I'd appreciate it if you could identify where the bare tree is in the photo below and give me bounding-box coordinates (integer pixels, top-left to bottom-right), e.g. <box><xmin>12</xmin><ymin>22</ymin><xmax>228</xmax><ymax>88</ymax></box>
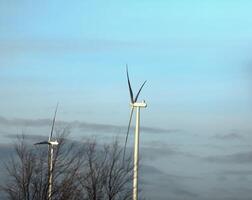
<box><xmin>1</xmin><ymin>132</ymin><xmax>85</xmax><ymax>200</ymax></box>
<box><xmin>78</xmin><ymin>140</ymin><xmax>133</xmax><ymax>200</ymax></box>
<box><xmin>103</xmin><ymin>141</ymin><xmax>133</xmax><ymax>200</ymax></box>
<box><xmin>3</xmin><ymin>135</ymin><xmax>37</xmax><ymax>200</ymax></box>
<box><xmin>1</xmin><ymin>133</ymin><xmax>136</xmax><ymax>200</ymax></box>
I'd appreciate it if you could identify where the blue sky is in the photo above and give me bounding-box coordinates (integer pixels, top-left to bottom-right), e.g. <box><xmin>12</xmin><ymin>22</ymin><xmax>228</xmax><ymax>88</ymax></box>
<box><xmin>1</xmin><ymin>1</ymin><xmax>252</xmax><ymax>199</ymax></box>
<box><xmin>1</xmin><ymin>0</ymin><xmax>252</xmax><ymax>132</ymax></box>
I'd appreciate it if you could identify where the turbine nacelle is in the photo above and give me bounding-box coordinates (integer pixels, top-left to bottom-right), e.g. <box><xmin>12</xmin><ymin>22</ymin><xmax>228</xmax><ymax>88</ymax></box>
<box><xmin>49</xmin><ymin>140</ymin><xmax>59</xmax><ymax>146</ymax></box>
<box><xmin>34</xmin><ymin>139</ymin><xmax>59</xmax><ymax>146</ymax></box>
<box><xmin>130</xmin><ymin>100</ymin><xmax>147</xmax><ymax>108</ymax></box>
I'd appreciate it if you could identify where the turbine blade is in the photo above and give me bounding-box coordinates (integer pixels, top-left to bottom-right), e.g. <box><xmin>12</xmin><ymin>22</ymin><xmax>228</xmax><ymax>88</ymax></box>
<box><xmin>126</xmin><ymin>65</ymin><xmax>134</xmax><ymax>103</ymax></box>
<box><xmin>122</xmin><ymin>107</ymin><xmax>134</xmax><ymax>163</ymax></box>
<box><xmin>50</xmin><ymin>103</ymin><xmax>59</xmax><ymax>139</ymax></box>
<box><xmin>134</xmin><ymin>80</ymin><xmax>147</xmax><ymax>102</ymax></box>
<box><xmin>34</xmin><ymin>141</ymin><xmax>50</xmax><ymax>145</ymax></box>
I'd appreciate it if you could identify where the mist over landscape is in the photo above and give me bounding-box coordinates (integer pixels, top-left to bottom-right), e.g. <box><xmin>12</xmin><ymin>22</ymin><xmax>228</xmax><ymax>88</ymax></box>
<box><xmin>1</xmin><ymin>115</ymin><xmax>252</xmax><ymax>199</ymax></box>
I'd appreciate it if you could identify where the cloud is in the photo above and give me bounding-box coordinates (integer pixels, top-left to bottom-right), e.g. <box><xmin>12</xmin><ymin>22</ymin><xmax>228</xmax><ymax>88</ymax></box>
<box><xmin>141</xmin><ymin>145</ymin><xmax>197</xmax><ymax>161</ymax></box>
<box><xmin>213</xmin><ymin>132</ymin><xmax>244</xmax><ymax>140</ymax></box>
<box><xmin>141</xmin><ymin>146</ymin><xmax>179</xmax><ymax>161</ymax></box>
<box><xmin>208</xmin><ymin>187</ymin><xmax>252</xmax><ymax>200</ymax></box>
<box><xmin>221</xmin><ymin>170</ymin><xmax>252</xmax><ymax>176</ymax></box>
<box><xmin>0</xmin><ymin>39</ymin><xmax>142</xmax><ymax>56</ymax></box>
<box><xmin>0</xmin><ymin>116</ymin><xmax>53</xmax><ymax>127</ymax></box>
<box><xmin>3</xmin><ymin>133</ymin><xmax>48</xmax><ymax>142</ymax></box>
<box><xmin>0</xmin><ymin>116</ymin><xmax>176</xmax><ymax>135</ymax></box>
<box><xmin>214</xmin><ymin>169</ymin><xmax>252</xmax><ymax>183</ymax></box>
<box><xmin>0</xmin><ymin>144</ymin><xmax>14</xmax><ymax>160</ymax></box>
<box><xmin>142</xmin><ymin>164</ymin><xmax>201</xmax><ymax>181</ymax></box>
<box><xmin>141</xmin><ymin>165</ymin><xmax>199</xmax><ymax>199</ymax></box>
<box><xmin>204</xmin><ymin>151</ymin><xmax>252</xmax><ymax>164</ymax></box>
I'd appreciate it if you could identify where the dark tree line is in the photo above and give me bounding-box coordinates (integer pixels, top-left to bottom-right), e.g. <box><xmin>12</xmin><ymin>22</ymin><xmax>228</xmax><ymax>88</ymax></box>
<box><xmin>1</xmin><ymin>132</ymin><xmax>135</xmax><ymax>200</ymax></box>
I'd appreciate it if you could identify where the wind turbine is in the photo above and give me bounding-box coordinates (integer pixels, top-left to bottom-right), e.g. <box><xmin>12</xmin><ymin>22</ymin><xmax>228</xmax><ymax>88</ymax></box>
<box><xmin>34</xmin><ymin>103</ymin><xmax>59</xmax><ymax>200</ymax></box>
<box><xmin>123</xmin><ymin>66</ymin><xmax>147</xmax><ymax>200</ymax></box>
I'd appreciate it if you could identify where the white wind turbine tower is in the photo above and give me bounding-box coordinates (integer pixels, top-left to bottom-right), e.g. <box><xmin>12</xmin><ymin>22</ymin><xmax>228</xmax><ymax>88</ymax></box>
<box><xmin>34</xmin><ymin>103</ymin><xmax>59</xmax><ymax>200</ymax></box>
<box><xmin>123</xmin><ymin>66</ymin><xmax>147</xmax><ymax>200</ymax></box>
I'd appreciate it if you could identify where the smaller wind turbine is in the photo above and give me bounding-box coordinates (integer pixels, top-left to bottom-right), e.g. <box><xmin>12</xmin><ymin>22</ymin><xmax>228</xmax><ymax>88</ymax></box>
<box><xmin>123</xmin><ymin>66</ymin><xmax>147</xmax><ymax>200</ymax></box>
<box><xmin>34</xmin><ymin>103</ymin><xmax>59</xmax><ymax>200</ymax></box>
